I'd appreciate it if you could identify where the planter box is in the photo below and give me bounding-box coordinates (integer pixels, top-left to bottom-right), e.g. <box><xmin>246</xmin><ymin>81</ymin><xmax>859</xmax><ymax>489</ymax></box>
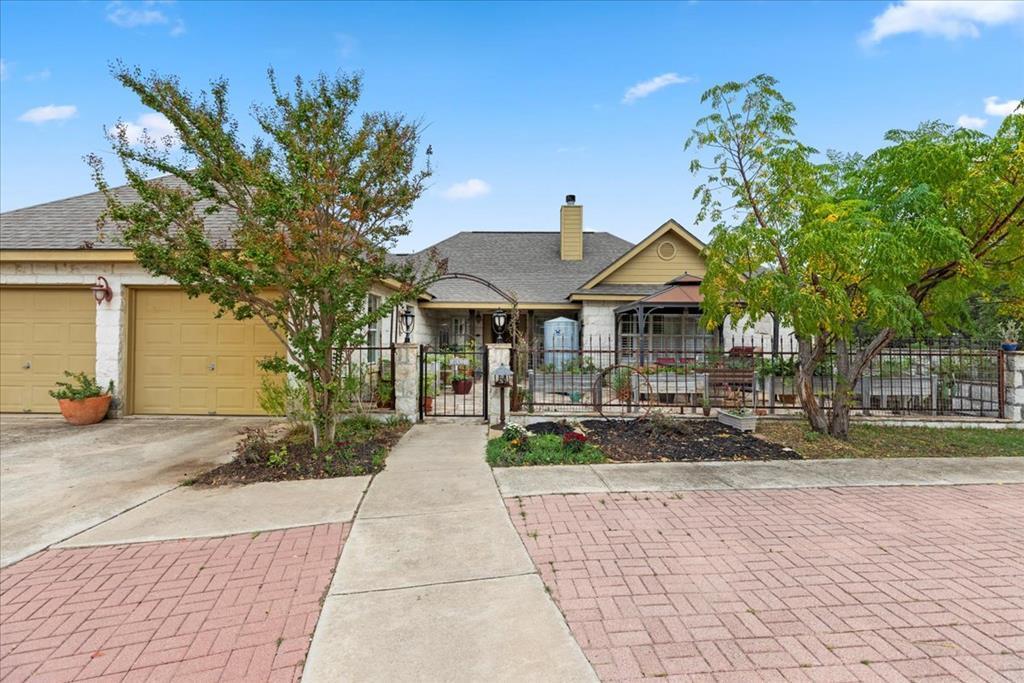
<box><xmin>717</xmin><ymin>410</ymin><xmax>757</xmax><ymax>432</ymax></box>
<box><xmin>529</xmin><ymin>372</ymin><xmax>601</xmax><ymax>397</ymax></box>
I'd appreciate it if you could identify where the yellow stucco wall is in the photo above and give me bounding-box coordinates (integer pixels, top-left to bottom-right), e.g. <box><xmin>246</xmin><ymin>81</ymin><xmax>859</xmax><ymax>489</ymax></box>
<box><xmin>603</xmin><ymin>231</ymin><xmax>705</xmax><ymax>284</ymax></box>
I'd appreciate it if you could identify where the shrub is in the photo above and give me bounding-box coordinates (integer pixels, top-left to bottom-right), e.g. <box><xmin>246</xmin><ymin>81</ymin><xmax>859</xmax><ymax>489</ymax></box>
<box><xmin>486</xmin><ymin>434</ymin><xmax>604</xmax><ymax>467</ymax></box>
<box><xmin>562</xmin><ymin>431</ymin><xmax>588</xmax><ymax>453</ymax></box>
<box><xmin>258</xmin><ymin>376</ymin><xmax>311</xmax><ymax>420</ymax></box>
<box><xmin>49</xmin><ymin>371</ymin><xmax>113</xmax><ymax>401</ymax></box>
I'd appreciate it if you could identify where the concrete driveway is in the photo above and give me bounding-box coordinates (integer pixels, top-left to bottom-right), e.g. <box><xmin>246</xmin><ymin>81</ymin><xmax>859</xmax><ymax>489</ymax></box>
<box><xmin>0</xmin><ymin>415</ymin><xmax>273</xmax><ymax>567</ymax></box>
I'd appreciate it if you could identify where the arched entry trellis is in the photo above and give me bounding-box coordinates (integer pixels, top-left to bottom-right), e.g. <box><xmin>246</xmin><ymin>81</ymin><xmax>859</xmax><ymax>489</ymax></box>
<box><xmin>418</xmin><ymin>273</ymin><xmax>520</xmax><ymax>419</ymax></box>
<box><xmin>424</xmin><ymin>272</ymin><xmax>521</xmax><ymax>342</ymax></box>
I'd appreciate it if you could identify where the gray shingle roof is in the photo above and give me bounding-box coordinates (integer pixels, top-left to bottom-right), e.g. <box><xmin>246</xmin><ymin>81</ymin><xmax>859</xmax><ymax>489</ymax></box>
<box><xmin>413</xmin><ymin>231</ymin><xmax>634</xmax><ymax>304</ymax></box>
<box><xmin>1</xmin><ymin>182</ymin><xmax>637</xmax><ymax>305</ymax></box>
<box><xmin>571</xmin><ymin>284</ymin><xmax>657</xmax><ymax>297</ymax></box>
<box><xmin>0</xmin><ymin>176</ymin><xmax>236</xmax><ymax>250</ymax></box>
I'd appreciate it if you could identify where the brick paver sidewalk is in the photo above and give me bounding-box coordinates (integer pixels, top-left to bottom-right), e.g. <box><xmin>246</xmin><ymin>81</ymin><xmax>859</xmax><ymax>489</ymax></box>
<box><xmin>509</xmin><ymin>484</ymin><xmax>1024</xmax><ymax>682</ymax></box>
<box><xmin>0</xmin><ymin>523</ymin><xmax>347</xmax><ymax>683</ymax></box>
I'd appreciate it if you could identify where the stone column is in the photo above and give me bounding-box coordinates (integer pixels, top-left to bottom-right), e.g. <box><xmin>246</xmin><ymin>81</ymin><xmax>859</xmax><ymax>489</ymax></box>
<box><xmin>95</xmin><ymin>277</ymin><xmax>127</xmax><ymax>416</ymax></box>
<box><xmin>487</xmin><ymin>343</ymin><xmax>512</xmax><ymax>425</ymax></box>
<box><xmin>393</xmin><ymin>343</ymin><xmax>420</xmax><ymax>423</ymax></box>
<box><xmin>1005</xmin><ymin>351</ymin><xmax>1024</xmax><ymax>423</ymax></box>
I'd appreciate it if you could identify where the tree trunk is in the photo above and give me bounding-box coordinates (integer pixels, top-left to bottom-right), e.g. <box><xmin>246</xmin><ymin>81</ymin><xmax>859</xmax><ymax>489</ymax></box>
<box><xmin>797</xmin><ymin>337</ymin><xmax>828</xmax><ymax>433</ymax></box>
<box><xmin>828</xmin><ymin>330</ymin><xmax>895</xmax><ymax>440</ymax></box>
<box><xmin>829</xmin><ymin>339</ymin><xmax>853</xmax><ymax>439</ymax></box>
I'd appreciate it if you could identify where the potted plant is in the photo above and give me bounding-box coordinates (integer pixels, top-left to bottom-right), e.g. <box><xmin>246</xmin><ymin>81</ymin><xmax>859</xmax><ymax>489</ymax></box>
<box><xmin>999</xmin><ymin>320</ymin><xmax>1021</xmax><ymax>352</ymax></box>
<box><xmin>611</xmin><ymin>368</ymin><xmax>632</xmax><ymax>402</ymax></box>
<box><xmin>376</xmin><ymin>379</ymin><xmax>394</xmax><ymax>409</ymax></box>
<box><xmin>510</xmin><ymin>385</ymin><xmax>526</xmax><ymax>412</ymax></box>
<box><xmin>50</xmin><ymin>371</ymin><xmax>113</xmax><ymax>426</ymax></box>
<box><xmin>423</xmin><ymin>374</ymin><xmax>437</xmax><ymax>413</ymax></box>
<box><xmin>449</xmin><ymin>358</ymin><xmax>473</xmax><ymax>395</ymax></box>
<box><xmin>701</xmin><ymin>396</ymin><xmax>712</xmax><ymax>417</ymax></box>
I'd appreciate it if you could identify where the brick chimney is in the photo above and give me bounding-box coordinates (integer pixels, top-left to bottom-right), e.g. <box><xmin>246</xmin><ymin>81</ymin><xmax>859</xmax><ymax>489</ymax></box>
<box><xmin>560</xmin><ymin>194</ymin><xmax>583</xmax><ymax>261</ymax></box>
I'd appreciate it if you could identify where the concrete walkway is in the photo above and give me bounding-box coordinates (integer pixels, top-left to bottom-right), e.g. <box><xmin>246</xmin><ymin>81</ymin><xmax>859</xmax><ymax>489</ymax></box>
<box><xmin>303</xmin><ymin>423</ymin><xmax>596</xmax><ymax>682</ymax></box>
<box><xmin>494</xmin><ymin>455</ymin><xmax>1024</xmax><ymax>496</ymax></box>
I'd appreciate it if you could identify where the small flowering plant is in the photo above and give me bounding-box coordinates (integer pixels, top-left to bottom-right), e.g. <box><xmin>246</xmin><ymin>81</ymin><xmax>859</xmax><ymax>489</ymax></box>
<box><xmin>503</xmin><ymin>423</ymin><xmax>531</xmax><ymax>451</ymax></box>
<box><xmin>562</xmin><ymin>431</ymin><xmax>588</xmax><ymax>453</ymax></box>
<box><xmin>502</xmin><ymin>423</ymin><xmax>530</xmax><ymax>440</ymax></box>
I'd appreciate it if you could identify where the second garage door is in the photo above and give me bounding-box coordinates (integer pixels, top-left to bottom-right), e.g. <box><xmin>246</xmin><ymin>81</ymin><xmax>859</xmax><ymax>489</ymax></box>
<box><xmin>132</xmin><ymin>289</ymin><xmax>285</xmax><ymax>415</ymax></box>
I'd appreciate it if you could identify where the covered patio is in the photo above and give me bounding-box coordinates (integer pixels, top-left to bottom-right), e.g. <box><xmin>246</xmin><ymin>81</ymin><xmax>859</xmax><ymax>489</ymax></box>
<box><xmin>614</xmin><ymin>273</ymin><xmax>718</xmax><ymax>365</ymax></box>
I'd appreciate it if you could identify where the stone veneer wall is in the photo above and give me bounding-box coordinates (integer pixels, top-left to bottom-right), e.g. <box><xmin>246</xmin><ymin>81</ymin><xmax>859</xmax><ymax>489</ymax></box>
<box><xmin>580</xmin><ymin>301</ymin><xmax>617</xmax><ymax>343</ymax></box>
<box><xmin>1005</xmin><ymin>351</ymin><xmax>1024</xmax><ymax>423</ymax></box>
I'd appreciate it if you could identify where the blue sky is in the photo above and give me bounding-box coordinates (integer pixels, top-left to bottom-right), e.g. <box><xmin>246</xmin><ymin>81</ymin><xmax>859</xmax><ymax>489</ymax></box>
<box><xmin>1</xmin><ymin>1</ymin><xmax>1021</xmax><ymax>251</ymax></box>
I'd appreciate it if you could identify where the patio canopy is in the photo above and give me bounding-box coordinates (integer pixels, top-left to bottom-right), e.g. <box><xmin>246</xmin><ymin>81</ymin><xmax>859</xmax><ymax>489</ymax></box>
<box><xmin>613</xmin><ymin>272</ymin><xmax>704</xmax><ymax>316</ymax></box>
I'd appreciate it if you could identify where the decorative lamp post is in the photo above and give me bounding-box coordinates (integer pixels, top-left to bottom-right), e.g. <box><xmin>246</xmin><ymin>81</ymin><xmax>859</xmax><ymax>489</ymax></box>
<box><xmin>492</xmin><ymin>308</ymin><xmax>509</xmax><ymax>343</ymax></box>
<box><xmin>399</xmin><ymin>306</ymin><xmax>416</xmax><ymax>343</ymax></box>
<box><xmin>493</xmin><ymin>363</ymin><xmax>513</xmax><ymax>426</ymax></box>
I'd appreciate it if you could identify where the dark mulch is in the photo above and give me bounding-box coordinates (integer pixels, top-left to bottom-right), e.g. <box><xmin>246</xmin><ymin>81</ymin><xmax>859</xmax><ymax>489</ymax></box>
<box><xmin>190</xmin><ymin>417</ymin><xmax>410</xmax><ymax>486</ymax></box>
<box><xmin>527</xmin><ymin>417</ymin><xmax>800</xmax><ymax>462</ymax></box>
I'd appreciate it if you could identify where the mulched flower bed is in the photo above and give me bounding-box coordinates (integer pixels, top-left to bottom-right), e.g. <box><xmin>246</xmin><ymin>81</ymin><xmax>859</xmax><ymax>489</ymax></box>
<box><xmin>191</xmin><ymin>417</ymin><xmax>410</xmax><ymax>486</ymax></box>
<box><xmin>527</xmin><ymin>418</ymin><xmax>800</xmax><ymax>462</ymax></box>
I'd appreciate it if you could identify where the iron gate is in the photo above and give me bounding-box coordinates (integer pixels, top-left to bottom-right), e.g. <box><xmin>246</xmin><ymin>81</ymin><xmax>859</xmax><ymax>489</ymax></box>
<box><xmin>420</xmin><ymin>343</ymin><xmax>488</xmax><ymax>418</ymax></box>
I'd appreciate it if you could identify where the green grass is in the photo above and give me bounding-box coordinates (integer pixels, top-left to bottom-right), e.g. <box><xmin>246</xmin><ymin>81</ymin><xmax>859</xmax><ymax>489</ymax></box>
<box><xmin>486</xmin><ymin>434</ymin><xmax>606</xmax><ymax>467</ymax></box>
<box><xmin>758</xmin><ymin>422</ymin><xmax>1024</xmax><ymax>459</ymax></box>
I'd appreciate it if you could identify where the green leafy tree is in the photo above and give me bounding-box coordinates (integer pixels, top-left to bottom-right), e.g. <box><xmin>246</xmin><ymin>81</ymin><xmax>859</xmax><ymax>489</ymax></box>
<box><xmin>688</xmin><ymin>75</ymin><xmax>1023</xmax><ymax>438</ymax></box>
<box><xmin>89</xmin><ymin>65</ymin><xmax>442</xmax><ymax>447</ymax></box>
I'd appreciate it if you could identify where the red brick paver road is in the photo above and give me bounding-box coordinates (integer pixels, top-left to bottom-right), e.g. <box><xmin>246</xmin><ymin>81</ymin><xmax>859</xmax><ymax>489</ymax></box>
<box><xmin>509</xmin><ymin>485</ymin><xmax>1024</xmax><ymax>682</ymax></box>
<box><xmin>0</xmin><ymin>523</ymin><xmax>347</xmax><ymax>683</ymax></box>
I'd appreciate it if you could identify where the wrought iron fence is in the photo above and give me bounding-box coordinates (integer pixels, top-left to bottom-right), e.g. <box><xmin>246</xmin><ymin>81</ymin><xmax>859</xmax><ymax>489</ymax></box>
<box><xmin>513</xmin><ymin>335</ymin><xmax>1004</xmax><ymax>418</ymax></box>
<box><xmin>332</xmin><ymin>345</ymin><xmax>396</xmax><ymax>412</ymax></box>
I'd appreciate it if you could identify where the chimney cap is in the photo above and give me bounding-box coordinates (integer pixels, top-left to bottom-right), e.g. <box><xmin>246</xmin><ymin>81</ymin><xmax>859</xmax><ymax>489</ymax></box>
<box><xmin>565</xmin><ymin>194</ymin><xmax>576</xmax><ymax>205</ymax></box>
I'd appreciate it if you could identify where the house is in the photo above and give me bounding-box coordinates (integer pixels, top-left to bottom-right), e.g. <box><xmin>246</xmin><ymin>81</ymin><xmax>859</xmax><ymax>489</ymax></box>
<box><xmin>403</xmin><ymin>195</ymin><xmax>777</xmax><ymax>359</ymax></box>
<box><xmin>0</xmin><ymin>186</ymin><xmax>779</xmax><ymax>416</ymax></box>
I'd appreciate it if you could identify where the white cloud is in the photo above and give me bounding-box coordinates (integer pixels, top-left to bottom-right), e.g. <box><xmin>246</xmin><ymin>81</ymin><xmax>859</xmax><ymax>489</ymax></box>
<box><xmin>622</xmin><ymin>72</ymin><xmax>693</xmax><ymax>104</ymax></box>
<box><xmin>18</xmin><ymin>104</ymin><xmax>78</xmax><ymax>124</ymax></box>
<box><xmin>24</xmin><ymin>68</ymin><xmax>51</xmax><ymax>82</ymax></box>
<box><xmin>862</xmin><ymin>1</ymin><xmax>1024</xmax><ymax>45</ymax></box>
<box><xmin>956</xmin><ymin>114</ymin><xmax>988</xmax><ymax>130</ymax></box>
<box><xmin>0</xmin><ymin>59</ymin><xmax>9</xmax><ymax>81</ymax></box>
<box><xmin>336</xmin><ymin>33</ymin><xmax>357</xmax><ymax>58</ymax></box>
<box><xmin>984</xmin><ymin>96</ymin><xmax>1021</xmax><ymax>116</ymax></box>
<box><xmin>106</xmin><ymin>1</ymin><xmax>185</xmax><ymax>36</ymax></box>
<box><xmin>442</xmin><ymin>178</ymin><xmax>491</xmax><ymax>200</ymax></box>
<box><xmin>111</xmin><ymin>112</ymin><xmax>179</xmax><ymax>146</ymax></box>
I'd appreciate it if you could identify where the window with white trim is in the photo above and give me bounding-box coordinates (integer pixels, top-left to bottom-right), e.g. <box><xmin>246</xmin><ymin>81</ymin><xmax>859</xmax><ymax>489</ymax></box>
<box><xmin>366</xmin><ymin>294</ymin><xmax>381</xmax><ymax>362</ymax></box>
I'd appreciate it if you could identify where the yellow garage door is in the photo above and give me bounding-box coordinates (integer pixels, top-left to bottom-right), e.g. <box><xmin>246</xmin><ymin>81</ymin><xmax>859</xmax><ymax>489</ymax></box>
<box><xmin>0</xmin><ymin>288</ymin><xmax>96</xmax><ymax>413</ymax></box>
<box><xmin>132</xmin><ymin>289</ymin><xmax>285</xmax><ymax>415</ymax></box>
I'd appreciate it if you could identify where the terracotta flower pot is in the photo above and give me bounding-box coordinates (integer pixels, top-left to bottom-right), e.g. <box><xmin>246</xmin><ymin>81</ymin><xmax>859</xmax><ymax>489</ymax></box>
<box><xmin>423</xmin><ymin>396</ymin><xmax>434</xmax><ymax>413</ymax></box>
<box><xmin>452</xmin><ymin>378</ymin><xmax>473</xmax><ymax>395</ymax></box>
<box><xmin>58</xmin><ymin>395</ymin><xmax>112</xmax><ymax>426</ymax></box>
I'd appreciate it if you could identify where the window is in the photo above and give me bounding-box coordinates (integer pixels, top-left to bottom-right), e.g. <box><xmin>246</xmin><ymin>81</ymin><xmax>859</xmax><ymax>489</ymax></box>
<box><xmin>617</xmin><ymin>312</ymin><xmax>716</xmax><ymax>363</ymax></box>
<box><xmin>366</xmin><ymin>294</ymin><xmax>381</xmax><ymax>362</ymax></box>
<box><xmin>451</xmin><ymin>317</ymin><xmax>468</xmax><ymax>347</ymax></box>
